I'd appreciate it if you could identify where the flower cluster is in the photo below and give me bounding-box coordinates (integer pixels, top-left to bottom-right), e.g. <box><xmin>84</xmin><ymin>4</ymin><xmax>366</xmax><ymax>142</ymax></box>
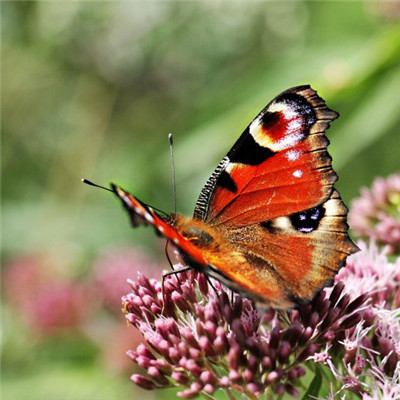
<box><xmin>335</xmin><ymin>240</ymin><xmax>400</xmax><ymax>306</ymax></box>
<box><xmin>123</xmin><ymin>236</ymin><xmax>400</xmax><ymax>399</ymax></box>
<box><xmin>349</xmin><ymin>174</ymin><xmax>400</xmax><ymax>253</ymax></box>
<box><xmin>314</xmin><ymin>241</ymin><xmax>400</xmax><ymax>399</ymax></box>
<box><xmin>123</xmin><ymin>268</ymin><xmax>367</xmax><ymax>399</ymax></box>
<box><xmin>93</xmin><ymin>247</ymin><xmax>160</xmax><ymax>314</ymax></box>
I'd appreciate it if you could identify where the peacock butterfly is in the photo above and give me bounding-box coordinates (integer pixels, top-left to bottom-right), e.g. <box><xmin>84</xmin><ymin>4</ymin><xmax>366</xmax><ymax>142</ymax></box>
<box><xmin>87</xmin><ymin>85</ymin><xmax>358</xmax><ymax>309</ymax></box>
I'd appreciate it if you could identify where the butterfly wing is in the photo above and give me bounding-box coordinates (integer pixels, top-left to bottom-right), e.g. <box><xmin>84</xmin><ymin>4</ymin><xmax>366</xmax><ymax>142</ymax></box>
<box><xmin>194</xmin><ymin>85</ymin><xmax>338</xmax><ymax>228</ymax></box>
<box><xmin>207</xmin><ymin>190</ymin><xmax>357</xmax><ymax>306</ymax></box>
<box><xmin>113</xmin><ymin>181</ymin><xmax>355</xmax><ymax>308</ymax></box>
<box><xmin>193</xmin><ymin>85</ymin><xmax>358</xmax><ymax>306</ymax></box>
<box><xmin>112</xmin><ymin>185</ymin><xmax>209</xmax><ymax>266</ymax></box>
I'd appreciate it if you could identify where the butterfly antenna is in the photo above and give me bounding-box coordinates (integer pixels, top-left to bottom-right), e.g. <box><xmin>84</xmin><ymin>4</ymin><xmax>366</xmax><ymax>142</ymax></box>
<box><xmin>81</xmin><ymin>178</ymin><xmax>114</xmax><ymax>193</ymax></box>
<box><xmin>168</xmin><ymin>133</ymin><xmax>177</xmax><ymax>214</ymax></box>
<box><xmin>83</xmin><ymin>178</ymin><xmax>170</xmax><ymax>218</ymax></box>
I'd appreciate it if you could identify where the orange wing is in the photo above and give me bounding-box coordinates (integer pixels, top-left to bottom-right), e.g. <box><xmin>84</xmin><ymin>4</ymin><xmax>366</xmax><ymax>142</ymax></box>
<box><xmin>111</xmin><ymin>184</ymin><xmax>291</xmax><ymax>305</ymax></box>
<box><xmin>113</xmin><ymin>183</ymin><xmax>357</xmax><ymax>308</ymax></box>
<box><xmin>205</xmin><ymin>191</ymin><xmax>358</xmax><ymax>307</ymax></box>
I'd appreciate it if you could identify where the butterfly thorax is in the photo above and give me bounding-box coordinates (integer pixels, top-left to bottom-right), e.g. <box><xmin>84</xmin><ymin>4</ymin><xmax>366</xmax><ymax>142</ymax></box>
<box><xmin>172</xmin><ymin>215</ymin><xmax>251</xmax><ymax>287</ymax></box>
<box><xmin>173</xmin><ymin>216</ymin><xmax>219</xmax><ymax>249</ymax></box>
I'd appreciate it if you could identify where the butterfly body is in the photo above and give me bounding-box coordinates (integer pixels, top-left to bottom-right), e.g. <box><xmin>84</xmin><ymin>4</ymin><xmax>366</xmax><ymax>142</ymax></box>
<box><xmin>111</xmin><ymin>85</ymin><xmax>358</xmax><ymax>309</ymax></box>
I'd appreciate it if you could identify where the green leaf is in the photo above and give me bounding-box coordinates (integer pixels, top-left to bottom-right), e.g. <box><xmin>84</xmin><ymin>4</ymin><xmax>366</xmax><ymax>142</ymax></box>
<box><xmin>302</xmin><ymin>367</ymin><xmax>322</xmax><ymax>400</ymax></box>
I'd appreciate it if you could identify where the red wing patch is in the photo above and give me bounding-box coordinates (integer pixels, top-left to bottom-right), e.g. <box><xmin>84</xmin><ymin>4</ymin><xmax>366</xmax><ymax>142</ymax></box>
<box><xmin>194</xmin><ymin>85</ymin><xmax>338</xmax><ymax>228</ymax></box>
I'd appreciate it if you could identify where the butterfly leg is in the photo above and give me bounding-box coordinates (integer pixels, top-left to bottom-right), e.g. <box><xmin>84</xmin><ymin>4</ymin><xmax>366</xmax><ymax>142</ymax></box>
<box><xmin>204</xmin><ymin>274</ymin><xmax>219</xmax><ymax>297</ymax></box>
<box><xmin>277</xmin><ymin>309</ymin><xmax>290</xmax><ymax>325</ymax></box>
<box><xmin>164</xmin><ymin>239</ymin><xmax>181</xmax><ymax>284</ymax></box>
<box><xmin>161</xmin><ymin>266</ymin><xmax>192</xmax><ymax>315</ymax></box>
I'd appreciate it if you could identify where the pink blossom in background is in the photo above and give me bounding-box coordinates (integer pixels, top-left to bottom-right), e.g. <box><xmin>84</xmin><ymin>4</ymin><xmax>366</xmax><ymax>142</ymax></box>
<box><xmin>349</xmin><ymin>174</ymin><xmax>400</xmax><ymax>253</ymax></box>
<box><xmin>90</xmin><ymin>247</ymin><xmax>163</xmax><ymax>372</ymax></box>
<box><xmin>3</xmin><ymin>255</ymin><xmax>50</xmax><ymax>310</ymax></box>
<box><xmin>3</xmin><ymin>254</ymin><xmax>90</xmax><ymax>335</ymax></box>
<box><xmin>101</xmin><ymin>323</ymin><xmax>146</xmax><ymax>374</ymax></box>
<box><xmin>31</xmin><ymin>284</ymin><xmax>88</xmax><ymax>332</ymax></box>
<box><xmin>93</xmin><ymin>247</ymin><xmax>161</xmax><ymax>314</ymax></box>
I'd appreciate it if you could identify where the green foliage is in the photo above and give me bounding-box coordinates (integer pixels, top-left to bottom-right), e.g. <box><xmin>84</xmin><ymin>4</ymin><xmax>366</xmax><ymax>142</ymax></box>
<box><xmin>2</xmin><ymin>1</ymin><xmax>400</xmax><ymax>399</ymax></box>
<box><xmin>302</xmin><ymin>367</ymin><xmax>322</xmax><ymax>400</ymax></box>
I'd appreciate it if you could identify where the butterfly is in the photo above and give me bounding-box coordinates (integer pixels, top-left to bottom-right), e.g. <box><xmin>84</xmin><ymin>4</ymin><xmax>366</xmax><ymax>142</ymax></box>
<box><xmin>94</xmin><ymin>85</ymin><xmax>358</xmax><ymax>309</ymax></box>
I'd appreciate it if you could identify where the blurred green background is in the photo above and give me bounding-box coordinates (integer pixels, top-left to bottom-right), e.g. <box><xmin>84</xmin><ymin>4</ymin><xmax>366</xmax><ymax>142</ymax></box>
<box><xmin>2</xmin><ymin>1</ymin><xmax>400</xmax><ymax>399</ymax></box>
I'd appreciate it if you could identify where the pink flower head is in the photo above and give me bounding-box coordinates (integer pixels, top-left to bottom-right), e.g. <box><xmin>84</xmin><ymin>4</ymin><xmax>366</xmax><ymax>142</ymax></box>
<box><xmin>349</xmin><ymin>174</ymin><xmax>400</xmax><ymax>253</ymax></box>
<box><xmin>3</xmin><ymin>254</ymin><xmax>89</xmax><ymax>335</ymax></box>
<box><xmin>93</xmin><ymin>247</ymin><xmax>161</xmax><ymax>314</ymax></box>
<box><xmin>335</xmin><ymin>240</ymin><xmax>400</xmax><ymax>306</ymax></box>
<box><xmin>122</xmin><ymin>270</ymin><xmax>367</xmax><ymax>398</ymax></box>
<box><xmin>363</xmin><ymin>360</ymin><xmax>400</xmax><ymax>399</ymax></box>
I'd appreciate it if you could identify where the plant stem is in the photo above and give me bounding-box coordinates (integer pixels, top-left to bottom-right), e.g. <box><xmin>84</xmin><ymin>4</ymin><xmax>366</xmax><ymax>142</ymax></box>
<box><xmin>266</xmin><ymin>386</ymin><xmax>273</xmax><ymax>400</ymax></box>
<box><xmin>224</xmin><ymin>388</ymin><xmax>237</xmax><ymax>400</ymax></box>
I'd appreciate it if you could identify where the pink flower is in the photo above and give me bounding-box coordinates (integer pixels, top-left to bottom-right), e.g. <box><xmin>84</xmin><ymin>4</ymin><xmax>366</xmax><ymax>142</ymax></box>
<box><xmin>3</xmin><ymin>254</ymin><xmax>89</xmax><ymax>335</ymax></box>
<box><xmin>93</xmin><ymin>247</ymin><xmax>161</xmax><ymax>314</ymax></box>
<box><xmin>362</xmin><ymin>360</ymin><xmax>400</xmax><ymax>399</ymax></box>
<box><xmin>122</xmin><ymin>271</ymin><xmax>366</xmax><ymax>398</ymax></box>
<box><xmin>31</xmin><ymin>284</ymin><xmax>88</xmax><ymax>332</ymax></box>
<box><xmin>121</xmin><ymin>239</ymin><xmax>400</xmax><ymax>399</ymax></box>
<box><xmin>349</xmin><ymin>174</ymin><xmax>400</xmax><ymax>253</ymax></box>
<box><xmin>101</xmin><ymin>322</ymin><xmax>146</xmax><ymax>373</ymax></box>
<box><xmin>335</xmin><ymin>240</ymin><xmax>400</xmax><ymax>306</ymax></box>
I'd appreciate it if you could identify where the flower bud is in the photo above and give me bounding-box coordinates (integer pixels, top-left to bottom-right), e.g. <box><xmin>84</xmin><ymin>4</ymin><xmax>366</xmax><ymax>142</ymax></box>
<box><xmin>329</xmin><ymin>282</ymin><xmax>345</xmax><ymax>305</ymax></box>
<box><xmin>172</xmin><ymin>291</ymin><xmax>191</xmax><ymax>312</ymax></box>
<box><xmin>197</xmin><ymin>273</ymin><xmax>209</xmax><ymax>297</ymax></box>
<box><xmin>130</xmin><ymin>374</ymin><xmax>156</xmax><ymax>390</ymax></box>
<box><xmin>200</xmin><ymin>370</ymin><xmax>217</xmax><ymax>385</ymax></box>
<box><xmin>231</xmin><ymin>319</ymin><xmax>246</xmax><ymax>346</ymax></box>
<box><xmin>269</xmin><ymin>327</ymin><xmax>281</xmax><ymax>349</ymax></box>
<box><xmin>203</xmin><ymin>384</ymin><xmax>215</xmax><ymax>394</ymax></box>
<box><xmin>199</xmin><ymin>336</ymin><xmax>215</xmax><ymax>357</ymax></box>
<box><xmin>285</xmin><ymin>384</ymin><xmax>300</xmax><ymax>397</ymax></box>
<box><xmin>243</xmin><ymin>369</ymin><xmax>254</xmax><ymax>382</ymax></box>
<box><xmin>172</xmin><ymin>371</ymin><xmax>190</xmax><ymax>385</ymax></box>
<box><xmin>341</xmin><ymin>312</ymin><xmax>363</xmax><ymax>330</ymax></box>
<box><xmin>147</xmin><ymin>366</ymin><xmax>169</xmax><ymax>386</ymax></box>
<box><xmin>278</xmin><ymin>341</ymin><xmax>291</xmax><ymax>364</ymax></box>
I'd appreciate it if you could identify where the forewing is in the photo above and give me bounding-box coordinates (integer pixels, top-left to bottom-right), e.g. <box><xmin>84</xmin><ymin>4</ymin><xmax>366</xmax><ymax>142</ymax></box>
<box><xmin>112</xmin><ymin>185</ymin><xmax>209</xmax><ymax>266</ymax></box>
<box><xmin>194</xmin><ymin>85</ymin><xmax>338</xmax><ymax>228</ymax></box>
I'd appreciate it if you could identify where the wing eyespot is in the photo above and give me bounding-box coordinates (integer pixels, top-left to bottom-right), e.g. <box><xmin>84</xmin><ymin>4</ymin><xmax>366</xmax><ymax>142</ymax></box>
<box><xmin>289</xmin><ymin>204</ymin><xmax>326</xmax><ymax>233</ymax></box>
